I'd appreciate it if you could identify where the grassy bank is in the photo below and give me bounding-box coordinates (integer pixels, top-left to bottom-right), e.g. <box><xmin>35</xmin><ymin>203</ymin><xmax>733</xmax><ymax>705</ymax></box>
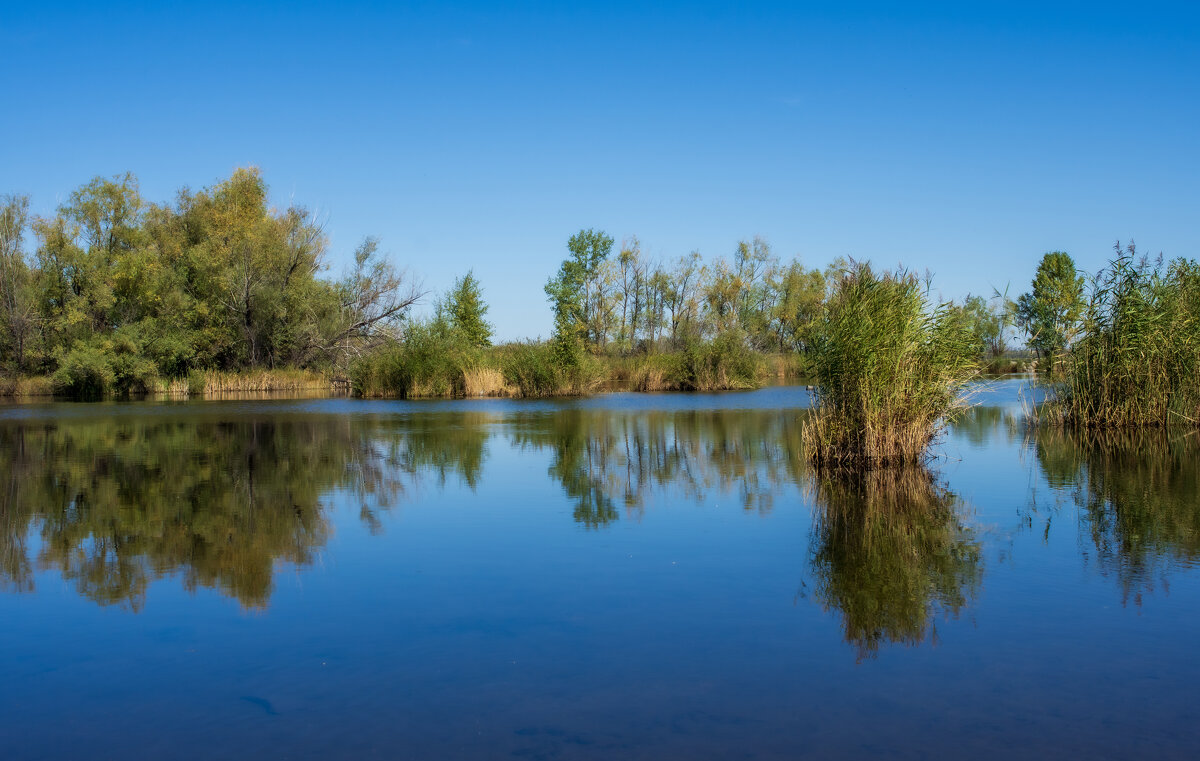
<box><xmin>350</xmin><ymin>332</ymin><xmax>801</xmax><ymax>399</ymax></box>
<box><xmin>1</xmin><ymin>369</ymin><xmax>331</xmax><ymax>399</ymax></box>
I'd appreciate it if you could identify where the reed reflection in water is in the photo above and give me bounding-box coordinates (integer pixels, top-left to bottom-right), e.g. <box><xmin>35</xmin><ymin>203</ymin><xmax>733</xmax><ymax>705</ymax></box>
<box><xmin>1033</xmin><ymin>427</ymin><xmax>1200</xmax><ymax>604</ymax></box>
<box><xmin>807</xmin><ymin>468</ymin><xmax>982</xmax><ymax>660</ymax></box>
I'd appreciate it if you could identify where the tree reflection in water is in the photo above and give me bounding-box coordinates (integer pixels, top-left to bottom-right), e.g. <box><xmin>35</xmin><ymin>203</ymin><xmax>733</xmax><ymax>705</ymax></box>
<box><xmin>0</xmin><ymin>414</ymin><xmax>488</xmax><ymax>610</ymax></box>
<box><xmin>1</xmin><ymin>406</ymin><xmax>991</xmax><ymax>662</ymax></box>
<box><xmin>1034</xmin><ymin>428</ymin><xmax>1200</xmax><ymax>605</ymax></box>
<box><xmin>807</xmin><ymin>468</ymin><xmax>982</xmax><ymax>661</ymax></box>
<box><xmin>508</xmin><ymin>409</ymin><xmax>806</xmax><ymax>527</ymax></box>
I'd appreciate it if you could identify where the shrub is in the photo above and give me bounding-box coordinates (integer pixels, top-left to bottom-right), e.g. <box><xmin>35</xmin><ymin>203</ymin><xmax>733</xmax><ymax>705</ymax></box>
<box><xmin>52</xmin><ymin>344</ymin><xmax>116</xmax><ymax>398</ymax></box>
<box><xmin>51</xmin><ymin>333</ymin><xmax>159</xmax><ymax>398</ymax></box>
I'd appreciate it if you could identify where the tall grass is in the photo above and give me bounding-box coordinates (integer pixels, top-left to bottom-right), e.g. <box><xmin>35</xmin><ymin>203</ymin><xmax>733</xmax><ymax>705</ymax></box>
<box><xmin>803</xmin><ymin>263</ymin><xmax>979</xmax><ymax>469</ymax></box>
<box><xmin>351</xmin><ymin>319</ymin><xmax>478</xmax><ymax>398</ymax></box>
<box><xmin>1045</xmin><ymin>247</ymin><xmax>1200</xmax><ymax>428</ymax></box>
<box><xmin>0</xmin><ymin>375</ymin><xmax>54</xmax><ymax>397</ymax></box>
<box><xmin>495</xmin><ymin>341</ymin><xmax>603</xmax><ymax>397</ymax></box>
<box><xmin>463</xmin><ymin>366</ymin><xmax>513</xmax><ymax>397</ymax></box>
<box><xmin>352</xmin><ymin>332</ymin><xmax>604</xmax><ymax>399</ymax></box>
<box><xmin>157</xmin><ymin>369</ymin><xmax>328</xmax><ymax>396</ymax></box>
<box><xmin>616</xmin><ymin>336</ymin><xmax>765</xmax><ymax>392</ymax></box>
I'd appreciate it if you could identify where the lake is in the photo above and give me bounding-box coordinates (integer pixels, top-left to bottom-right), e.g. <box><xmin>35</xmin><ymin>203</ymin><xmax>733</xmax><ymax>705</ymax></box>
<box><xmin>1</xmin><ymin>381</ymin><xmax>1198</xmax><ymax>759</ymax></box>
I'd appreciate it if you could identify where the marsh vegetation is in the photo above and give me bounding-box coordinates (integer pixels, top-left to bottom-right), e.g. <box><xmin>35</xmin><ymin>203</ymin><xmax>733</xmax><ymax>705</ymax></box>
<box><xmin>802</xmin><ymin>264</ymin><xmax>979</xmax><ymax>469</ymax></box>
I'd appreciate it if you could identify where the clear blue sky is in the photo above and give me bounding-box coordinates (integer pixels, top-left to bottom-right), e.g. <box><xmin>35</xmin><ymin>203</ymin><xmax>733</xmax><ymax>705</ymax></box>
<box><xmin>3</xmin><ymin>1</ymin><xmax>1197</xmax><ymax>340</ymax></box>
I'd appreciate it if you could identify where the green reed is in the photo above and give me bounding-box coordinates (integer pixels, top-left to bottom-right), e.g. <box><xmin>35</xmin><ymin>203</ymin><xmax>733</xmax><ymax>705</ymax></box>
<box><xmin>1046</xmin><ymin>246</ymin><xmax>1200</xmax><ymax>428</ymax></box>
<box><xmin>802</xmin><ymin>263</ymin><xmax>979</xmax><ymax>469</ymax></box>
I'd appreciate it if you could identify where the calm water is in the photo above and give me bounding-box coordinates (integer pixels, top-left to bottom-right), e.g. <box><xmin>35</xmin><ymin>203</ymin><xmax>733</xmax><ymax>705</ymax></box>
<box><xmin>2</xmin><ymin>382</ymin><xmax>1198</xmax><ymax>759</ymax></box>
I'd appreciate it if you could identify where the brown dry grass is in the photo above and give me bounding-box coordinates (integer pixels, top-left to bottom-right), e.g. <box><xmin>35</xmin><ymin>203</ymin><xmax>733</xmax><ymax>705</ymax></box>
<box><xmin>0</xmin><ymin>375</ymin><xmax>54</xmax><ymax>397</ymax></box>
<box><xmin>464</xmin><ymin>367</ymin><xmax>516</xmax><ymax>397</ymax></box>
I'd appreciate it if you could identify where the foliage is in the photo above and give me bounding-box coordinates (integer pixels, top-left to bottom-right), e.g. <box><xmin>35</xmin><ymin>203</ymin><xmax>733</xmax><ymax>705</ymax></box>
<box><xmin>51</xmin><ymin>331</ymin><xmax>158</xmax><ymax>397</ymax></box>
<box><xmin>670</xmin><ymin>333</ymin><xmax>762</xmax><ymax>390</ymax></box>
<box><xmin>350</xmin><ymin>315</ymin><xmax>481</xmax><ymax>398</ymax></box>
<box><xmin>545</xmin><ymin>228</ymin><xmax>613</xmax><ymax>367</ymax></box>
<box><xmin>446</xmin><ymin>271</ymin><xmax>493</xmax><ymax>348</ymax></box>
<box><xmin>1</xmin><ymin>170</ymin><xmax>417</xmax><ymax>397</ymax></box>
<box><xmin>1016</xmin><ymin>251</ymin><xmax>1086</xmax><ymax>369</ymax></box>
<box><xmin>498</xmin><ymin>341</ymin><xmax>566</xmax><ymax>398</ymax></box>
<box><xmin>951</xmin><ymin>294</ymin><xmax>1009</xmax><ymax>358</ymax></box>
<box><xmin>0</xmin><ymin>194</ymin><xmax>36</xmax><ymax>372</ymax></box>
<box><xmin>803</xmin><ymin>262</ymin><xmax>979</xmax><ymax>468</ymax></box>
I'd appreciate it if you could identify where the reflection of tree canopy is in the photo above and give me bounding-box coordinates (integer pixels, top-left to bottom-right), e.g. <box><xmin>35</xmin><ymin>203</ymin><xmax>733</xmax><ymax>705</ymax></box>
<box><xmin>952</xmin><ymin>405</ymin><xmax>1019</xmax><ymax>448</ymax></box>
<box><xmin>0</xmin><ymin>413</ymin><xmax>490</xmax><ymax>609</ymax></box>
<box><xmin>808</xmin><ymin>469</ymin><xmax>982</xmax><ymax>661</ymax></box>
<box><xmin>508</xmin><ymin>410</ymin><xmax>807</xmax><ymax>528</ymax></box>
<box><xmin>1034</xmin><ymin>428</ymin><xmax>1200</xmax><ymax>604</ymax></box>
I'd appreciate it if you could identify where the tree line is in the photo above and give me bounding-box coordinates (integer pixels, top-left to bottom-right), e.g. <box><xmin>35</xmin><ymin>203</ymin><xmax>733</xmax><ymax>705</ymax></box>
<box><xmin>2</xmin><ymin>169</ymin><xmax>1160</xmax><ymax>397</ymax></box>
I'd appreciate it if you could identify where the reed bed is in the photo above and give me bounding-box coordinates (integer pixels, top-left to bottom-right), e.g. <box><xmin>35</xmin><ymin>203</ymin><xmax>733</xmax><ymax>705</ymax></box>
<box><xmin>0</xmin><ymin>375</ymin><xmax>54</xmax><ymax>397</ymax></box>
<box><xmin>352</xmin><ymin>337</ymin><xmax>605</xmax><ymax>399</ymax></box>
<box><xmin>463</xmin><ymin>366</ymin><xmax>515</xmax><ymax>397</ymax></box>
<box><xmin>1042</xmin><ymin>248</ymin><xmax>1200</xmax><ymax>428</ymax></box>
<box><xmin>158</xmin><ymin>369</ymin><xmax>329</xmax><ymax>396</ymax></box>
<box><xmin>802</xmin><ymin>264</ymin><xmax>979</xmax><ymax>469</ymax></box>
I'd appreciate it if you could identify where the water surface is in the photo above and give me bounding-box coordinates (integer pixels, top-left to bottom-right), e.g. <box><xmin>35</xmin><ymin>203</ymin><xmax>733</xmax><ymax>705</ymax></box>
<box><xmin>1</xmin><ymin>382</ymin><xmax>1198</xmax><ymax>759</ymax></box>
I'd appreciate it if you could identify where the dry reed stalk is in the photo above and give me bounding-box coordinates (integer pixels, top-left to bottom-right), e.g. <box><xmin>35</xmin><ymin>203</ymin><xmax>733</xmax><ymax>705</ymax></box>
<box><xmin>463</xmin><ymin>367</ymin><xmax>515</xmax><ymax>397</ymax></box>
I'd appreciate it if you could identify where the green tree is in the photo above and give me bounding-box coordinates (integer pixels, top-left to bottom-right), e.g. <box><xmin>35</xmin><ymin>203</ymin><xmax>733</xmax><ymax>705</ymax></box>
<box><xmin>954</xmin><ymin>294</ymin><xmax>1007</xmax><ymax>357</ymax></box>
<box><xmin>446</xmin><ymin>271</ymin><xmax>492</xmax><ymax>348</ymax></box>
<box><xmin>664</xmin><ymin>251</ymin><xmax>702</xmax><ymax>346</ymax></box>
<box><xmin>1016</xmin><ymin>251</ymin><xmax>1085</xmax><ymax>368</ymax></box>
<box><xmin>0</xmin><ymin>194</ymin><xmax>35</xmax><ymax>371</ymax></box>
<box><xmin>734</xmin><ymin>236</ymin><xmax>775</xmax><ymax>347</ymax></box>
<box><xmin>768</xmin><ymin>259</ymin><xmax>826</xmax><ymax>352</ymax></box>
<box><xmin>545</xmin><ymin>228</ymin><xmax>613</xmax><ymax>365</ymax></box>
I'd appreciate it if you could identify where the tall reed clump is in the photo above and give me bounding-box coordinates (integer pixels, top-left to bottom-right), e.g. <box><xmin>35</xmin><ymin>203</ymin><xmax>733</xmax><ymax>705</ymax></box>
<box><xmin>0</xmin><ymin>375</ymin><xmax>53</xmax><ymax>397</ymax></box>
<box><xmin>351</xmin><ymin>318</ymin><xmax>482</xmax><ymax>398</ymax></box>
<box><xmin>1046</xmin><ymin>246</ymin><xmax>1200</xmax><ymax>428</ymax></box>
<box><xmin>167</xmin><ymin>368</ymin><xmax>328</xmax><ymax>396</ymax></box>
<box><xmin>496</xmin><ymin>341</ymin><xmax>602</xmax><ymax>397</ymax></box>
<box><xmin>803</xmin><ymin>263</ymin><xmax>979</xmax><ymax>469</ymax></box>
<box><xmin>620</xmin><ymin>336</ymin><xmax>764</xmax><ymax>392</ymax></box>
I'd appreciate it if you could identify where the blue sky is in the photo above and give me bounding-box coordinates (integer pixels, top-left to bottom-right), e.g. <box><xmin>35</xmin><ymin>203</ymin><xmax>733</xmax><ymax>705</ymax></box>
<box><xmin>3</xmin><ymin>1</ymin><xmax>1197</xmax><ymax>340</ymax></box>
